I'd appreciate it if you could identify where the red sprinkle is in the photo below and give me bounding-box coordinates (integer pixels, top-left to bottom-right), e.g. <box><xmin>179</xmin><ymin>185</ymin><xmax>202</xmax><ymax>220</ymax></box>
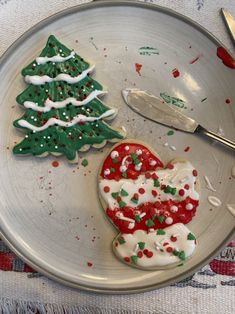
<box><xmin>192</xmin><ymin>169</ymin><xmax>198</xmax><ymax>177</ymax></box>
<box><xmin>179</xmin><ymin>189</ymin><xmax>185</xmax><ymax>196</ymax></box>
<box><xmin>151</xmin><ymin>190</ymin><xmax>158</xmax><ymax>197</ymax></box>
<box><xmin>146</xmin><ymin>251</ymin><xmax>153</xmax><ymax>258</ymax></box>
<box><xmin>117</xmin><ymin>196</ymin><xmax>122</xmax><ymax>203</ymax></box>
<box><xmin>115</xmin><ymin>242</ymin><xmax>118</xmax><ymax>247</ymax></box>
<box><xmin>103</xmin><ymin>186</ymin><xmax>110</xmax><ymax>193</ymax></box>
<box><xmin>225</xmin><ymin>98</ymin><xmax>231</xmax><ymax>104</ymax></box>
<box><xmin>52</xmin><ymin>161</ymin><xmax>59</xmax><ymax>167</ymax></box>
<box><xmin>154</xmin><ymin>201</ymin><xmax>161</xmax><ymax>208</ymax></box>
<box><xmin>167</xmin><ymin>163</ymin><xmax>174</xmax><ymax>170</ymax></box>
<box><xmin>143</xmin><ymin>249</ymin><xmax>149</xmax><ymax>255</ymax></box>
<box><xmin>145</xmin><ymin>172</ymin><xmax>151</xmax><ymax>179</ymax></box>
<box><xmin>163</xmin><ymin>242</ymin><xmax>169</xmax><ymax>247</ymax></box>
<box><xmin>138</xmin><ymin>188</ymin><xmax>145</xmax><ymax>194</ymax></box>
<box><xmin>170</xmin><ymin>236</ymin><xmax>177</xmax><ymax>242</ymax></box>
<box><xmin>172</xmin><ymin>68</ymin><xmax>180</xmax><ymax>78</ymax></box>
<box><xmin>137</xmin><ymin>251</ymin><xmax>143</xmax><ymax>258</ymax></box>
<box><xmin>184</xmin><ymin>146</ymin><xmax>190</xmax><ymax>152</ymax></box>
<box><xmin>124</xmin><ymin>257</ymin><xmax>130</xmax><ymax>263</ymax></box>
<box><xmin>135</xmin><ymin>63</ymin><xmax>143</xmax><ymax>76</ymax></box>
<box><xmin>152</xmin><ymin>173</ymin><xmax>159</xmax><ymax>180</ymax></box>
<box><xmin>134</xmin><ymin>193</ymin><xmax>139</xmax><ymax>200</ymax></box>
<box><xmin>87</xmin><ymin>262</ymin><xmax>93</xmax><ymax>267</ymax></box>
<box><xmin>184</xmin><ymin>184</ymin><xmax>190</xmax><ymax>190</ymax></box>
<box><xmin>166</xmin><ymin>247</ymin><xmax>173</xmax><ymax>253</ymax></box>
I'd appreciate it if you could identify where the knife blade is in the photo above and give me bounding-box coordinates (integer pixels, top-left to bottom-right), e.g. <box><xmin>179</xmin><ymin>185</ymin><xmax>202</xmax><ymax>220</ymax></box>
<box><xmin>122</xmin><ymin>88</ymin><xmax>235</xmax><ymax>150</ymax></box>
<box><xmin>221</xmin><ymin>8</ymin><xmax>235</xmax><ymax>44</ymax></box>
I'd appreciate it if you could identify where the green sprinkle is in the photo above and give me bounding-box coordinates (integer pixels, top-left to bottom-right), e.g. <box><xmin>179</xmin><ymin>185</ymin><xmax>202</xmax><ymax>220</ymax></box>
<box><xmin>135</xmin><ymin>215</ymin><xmax>141</xmax><ymax>222</ymax></box>
<box><xmin>167</xmin><ymin>130</ymin><xmax>174</xmax><ymax>136</ymax></box>
<box><xmin>119</xmin><ymin>201</ymin><xmax>126</xmax><ymax>208</ymax></box>
<box><xmin>81</xmin><ymin>159</ymin><xmax>88</xmax><ymax>167</ymax></box>
<box><xmin>157</xmin><ymin>229</ymin><xmax>166</xmax><ymax>235</ymax></box>
<box><xmin>164</xmin><ymin>185</ymin><xmax>172</xmax><ymax>193</ymax></box>
<box><xmin>110</xmin><ymin>167</ymin><xmax>115</xmax><ymax>173</ymax></box>
<box><xmin>121</xmin><ymin>189</ymin><xmax>129</xmax><ymax>197</ymax></box>
<box><xmin>122</xmin><ymin>172</ymin><xmax>127</xmax><ymax>178</ymax></box>
<box><xmin>133</xmin><ymin>158</ymin><xmax>141</xmax><ymax>165</ymax></box>
<box><xmin>178</xmin><ymin>251</ymin><xmax>186</xmax><ymax>261</ymax></box>
<box><xmin>187</xmin><ymin>233</ymin><xmax>196</xmax><ymax>240</ymax></box>
<box><xmin>117</xmin><ymin>236</ymin><xmax>126</xmax><ymax>244</ymax></box>
<box><xmin>131</xmin><ymin>197</ymin><xmax>138</xmax><ymax>204</ymax></box>
<box><xmin>171</xmin><ymin>188</ymin><xmax>177</xmax><ymax>195</ymax></box>
<box><xmin>111</xmin><ymin>192</ymin><xmax>119</xmax><ymax>199</ymax></box>
<box><xmin>173</xmin><ymin>249</ymin><xmax>179</xmax><ymax>256</ymax></box>
<box><xmin>113</xmin><ymin>158</ymin><xmax>119</xmax><ymax>164</ymax></box>
<box><xmin>138</xmin><ymin>242</ymin><xmax>145</xmax><ymax>250</ymax></box>
<box><xmin>157</xmin><ymin>215</ymin><xmax>165</xmax><ymax>223</ymax></box>
<box><xmin>131</xmin><ymin>255</ymin><xmax>138</xmax><ymax>264</ymax></box>
<box><xmin>201</xmin><ymin>97</ymin><xmax>207</xmax><ymax>102</ymax></box>
<box><xmin>154</xmin><ymin>179</ymin><xmax>160</xmax><ymax>187</ymax></box>
<box><xmin>131</xmin><ymin>153</ymin><xmax>138</xmax><ymax>160</ymax></box>
<box><xmin>178</xmin><ymin>263</ymin><xmax>184</xmax><ymax>267</ymax></box>
<box><xmin>160</xmin><ymin>249</ymin><xmax>164</xmax><ymax>252</ymax></box>
<box><xmin>146</xmin><ymin>219</ymin><xmax>155</xmax><ymax>227</ymax></box>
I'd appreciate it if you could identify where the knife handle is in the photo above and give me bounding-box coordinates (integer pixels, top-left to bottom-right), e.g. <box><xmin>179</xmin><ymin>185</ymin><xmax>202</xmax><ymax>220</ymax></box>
<box><xmin>196</xmin><ymin>125</ymin><xmax>235</xmax><ymax>150</ymax></box>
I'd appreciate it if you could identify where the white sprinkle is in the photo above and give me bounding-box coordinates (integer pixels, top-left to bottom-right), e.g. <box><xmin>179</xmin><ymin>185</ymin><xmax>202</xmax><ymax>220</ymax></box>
<box><xmin>60</xmin><ymin>92</ymin><xmax>63</xmax><ymax>94</ymax></box>
<box><xmin>186</xmin><ymin>203</ymin><xmax>193</xmax><ymax>211</ymax></box>
<box><xmin>120</xmin><ymin>165</ymin><xmax>127</xmax><ymax>173</ymax></box>
<box><xmin>47</xmin><ymin>136</ymin><xmax>50</xmax><ymax>139</ymax></box>
<box><xmin>139</xmin><ymin>212</ymin><xmax>146</xmax><ymax>218</ymax></box>
<box><xmin>79</xmin><ymin>136</ymin><xmax>82</xmax><ymax>139</ymax></box>
<box><xmin>52</xmin><ymin>62</ymin><xmax>55</xmax><ymax>65</ymax></box>
<box><xmin>165</xmin><ymin>217</ymin><xmax>173</xmax><ymax>225</ymax></box>
<box><xmin>170</xmin><ymin>205</ymin><xmax>178</xmax><ymax>213</ymax></box>
<box><xmin>66</xmin><ymin>116</ymin><xmax>69</xmax><ymax>119</ymax></box>
<box><xmin>134</xmin><ymin>210</ymin><xmax>141</xmax><ymax>215</ymax></box>
<box><xmin>124</xmin><ymin>145</ymin><xmax>129</xmax><ymax>151</ymax></box>
<box><xmin>149</xmin><ymin>159</ymin><xmax>157</xmax><ymax>166</ymax></box>
<box><xmin>134</xmin><ymin>244</ymin><xmax>139</xmax><ymax>252</ymax></box>
<box><xmin>59</xmin><ymin>49</ymin><xmax>62</xmax><ymax>52</ymax></box>
<box><xmin>226</xmin><ymin>204</ymin><xmax>235</xmax><ymax>217</ymax></box>
<box><xmin>40</xmin><ymin>144</ymin><xmax>43</xmax><ymax>147</ymax></box>
<box><xmin>55</xmin><ymin>146</ymin><xmax>58</xmax><ymax>149</ymax></box>
<box><xmin>104</xmin><ymin>169</ymin><xmax>111</xmax><ymax>176</ymax></box>
<box><xmin>64</xmin><ymin>69</ymin><xmax>67</xmax><ymax>72</ymax></box>
<box><xmin>231</xmin><ymin>165</ymin><xmax>235</xmax><ymax>178</ymax></box>
<box><xmin>170</xmin><ymin>145</ymin><xmax>176</xmax><ymax>151</ymax></box>
<box><xmin>128</xmin><ymin>222</ymin><xmax>135</xmax><ymax>229</ymax></box>
<box><xmin>204</xmin><ymin>175</ymin><xmax>216</xmax><ymax>192</ymax></box>
<box><xmin>111</xmin><ymin>150</ymin><xmax>119</xmax><ymax>159</ymax></box>
<box><xmin>68</xmin><ymin>132</ymin><xmax>72</xmax><ymax>136</ymax></box>
<box><xmin>31</xmin><ymin>116</ymin><xmax>34</xmax><ymax>119</ymax></box>
<box><xmin>45</xmin><ymin>89</ymin><xmax>49</xmax><ymax>93</ymax></box>
<box><xmin>62</xmin><ymin>112</ymin><xmax>66</xmax><ymax>116</ymax></box>
<box><xmin>164</xmin><ymin>142</ymin><xmax>169</xmax><ymax>147</ymax></box>
<box><xmin>95</xmin><ymin>124</ymin><xmax>99</xmax><ymax>127</ymax></box>
<box><xmin>43</xmin><ymin>136</ymin><xmax>46</xmax><ymax>139</ymax></box>
<box><xmin>33</xmin><ymin>63</ymin><xmax>36</xmax><ymax>66</ymax></box>
<box><xmin>134</xmin><ymin>162</ymin><xmax>142</xmax><ymax>171</ymax></box>
<box><xmin>148</xmin><ymin>228</ymin><xmax>155</xmax><ymax>233</ymax></box>
<box><xmin>25</xmin><ymin>135</ymin><xmax>28</xmax><ymax>138</ymax></box>
<box><xmin>136</xmin><ymin>149</ymin><xmax>142</xmax><ymax>155</ymax></box>
<box><xmin>33</xmin><ymin>130</ymin><xmax>36</xmax><ymax>133</ymax></box>
<box><xmin>34</xmin><ymin>118</ymin><xmax>37</xmax><ymax>121</ymax></box>
<box><xmin>19</xmin><ymin>148</ymin><xmax>22</xmax><ymax>151</ymax></box>
<box><xmin>208</xmin><ymin>196</ymin><xmax>222</xmax><ymax>207</ymax></box>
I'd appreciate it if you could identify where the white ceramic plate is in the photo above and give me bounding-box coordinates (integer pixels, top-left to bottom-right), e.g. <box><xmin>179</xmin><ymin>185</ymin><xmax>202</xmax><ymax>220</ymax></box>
<box><xmin>0</xmin><ymin>0</ymin><xmax>234</xmax><ymax>293</ymax></box>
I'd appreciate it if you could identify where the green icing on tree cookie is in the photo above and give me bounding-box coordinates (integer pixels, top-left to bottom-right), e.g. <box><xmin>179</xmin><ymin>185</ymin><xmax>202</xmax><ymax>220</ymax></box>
<box><xmin>13</xmin><ymin>35</ymin><xmax>125</xmax><ymax>162</ymax></box>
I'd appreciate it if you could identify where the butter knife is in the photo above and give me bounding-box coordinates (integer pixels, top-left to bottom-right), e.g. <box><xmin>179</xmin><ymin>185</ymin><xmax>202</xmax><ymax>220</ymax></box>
<box><xmin>122</xmin><ymin>89</ymin><xmax>235</xmax><ymax>150</ymax></box>
<box><xmin>221</xmin><ymin>8</ymin><xmax>235</xmax><ymax>44</ymax></box>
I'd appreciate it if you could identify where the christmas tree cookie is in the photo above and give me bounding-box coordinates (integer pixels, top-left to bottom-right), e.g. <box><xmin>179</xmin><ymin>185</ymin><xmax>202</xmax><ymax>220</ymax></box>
<box><xmin>98</xmin><ymin>140</ymin><xmax>199</xmax><ymax>270</ymax></box>
<box><xmin>13</xmin><ymin>35</ymin><xmax>125</xmax><ymax>162</ymax></box>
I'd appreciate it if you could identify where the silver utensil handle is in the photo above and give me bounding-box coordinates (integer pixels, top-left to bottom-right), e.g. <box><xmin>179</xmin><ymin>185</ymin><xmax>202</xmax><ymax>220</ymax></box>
<box><xmin>196</xmin><ymin>125</ymin><xmax>235</xmax><ymax>150</ymax></box>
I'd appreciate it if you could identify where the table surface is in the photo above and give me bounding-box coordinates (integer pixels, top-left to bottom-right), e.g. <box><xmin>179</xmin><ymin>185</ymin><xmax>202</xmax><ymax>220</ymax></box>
<box><xmin>0</xmin><ymin>0</ymin><xmax>234</xmax><ymax>313</ymax></box>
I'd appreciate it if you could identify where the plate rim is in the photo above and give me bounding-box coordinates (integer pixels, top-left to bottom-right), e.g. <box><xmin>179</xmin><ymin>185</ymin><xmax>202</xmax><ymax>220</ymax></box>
<box><xmin>0</xmin><ymin>0</ymin><xmax>234</xmax><ymax>294</ymax></box>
